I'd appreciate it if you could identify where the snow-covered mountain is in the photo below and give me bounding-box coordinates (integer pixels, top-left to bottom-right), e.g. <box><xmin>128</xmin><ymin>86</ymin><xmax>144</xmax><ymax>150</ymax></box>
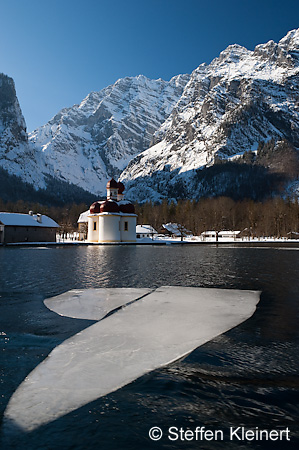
<box><xmin>29</xmin><ymin>74</ymin><xmax>190</xmax><ymax>195</ymax></box>
<box><xmin>121</xmin><ymin>29</ymin><xmax>299</xmax><ymax>201</ymax></box>
<box><xmin>1</xmin><ymin>29</ymin><xmax>299</xmax><ymax>203</ymax></box>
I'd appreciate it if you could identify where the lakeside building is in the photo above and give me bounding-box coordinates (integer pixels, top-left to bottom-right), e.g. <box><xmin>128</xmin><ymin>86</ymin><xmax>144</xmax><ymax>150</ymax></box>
<box><xmin>162</xmin><ymin>222</ymin><xmax>193</xmax><ymax>238</ymax></box>
<box><xmin>287</xmin><ymin>231</ymin><xmax>299</xmax><ymax>239</ymax></box>
<box><xmin>200</xmin><ymin>230</ymin><xmax>241</xmax><ymax>241</ymax></box>
<box><xmin>0</xmin><ymin>212</ymin><xmax>59</xmax><ymax>244</ymax></box>
<box><xmin>79</xmin><ymin>179</ymin><xmax>137</xmax><ymax>243</ymax></box>
<box><xmin>136</xmin><ymin>225</ymin><xmax>158</xmax><ymax>239</ymax></box>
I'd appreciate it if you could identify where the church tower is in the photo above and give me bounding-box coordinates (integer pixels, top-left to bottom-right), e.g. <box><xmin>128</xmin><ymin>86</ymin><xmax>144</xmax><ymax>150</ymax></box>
<box><xmin>106</xmin><ymin>178</ymin><xmax>118</xmax><ymax>200</ymax></box>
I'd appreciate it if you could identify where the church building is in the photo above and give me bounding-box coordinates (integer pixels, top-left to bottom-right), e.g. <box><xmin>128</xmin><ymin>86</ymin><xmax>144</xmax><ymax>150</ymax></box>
<box><xmin>86</xmin><ymin>179</ymin><xmax>137</xmax><ymax>243</ymax></box>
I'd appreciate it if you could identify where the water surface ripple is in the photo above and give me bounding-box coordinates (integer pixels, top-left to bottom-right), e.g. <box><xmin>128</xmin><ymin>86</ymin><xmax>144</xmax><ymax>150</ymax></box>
<box><xmin>0</xmin><ymin>245</ymin><xmax>298</xmax><ymax>449</ymax></box>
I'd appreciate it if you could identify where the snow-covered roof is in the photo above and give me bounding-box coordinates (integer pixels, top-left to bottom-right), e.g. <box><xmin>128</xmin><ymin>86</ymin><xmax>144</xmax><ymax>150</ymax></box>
<box><xmin>219</xmin><ymin>230</ymin><xmax>240</xmax><ymax>236</ymax></box>
<box><xmin>78</xmin><ymin>208</ymin><xmax>137</xmax><ymax>222</ymax></box>
<box><xmin>0</xmin><ymin>212</ymin><xmax>59</xmax><ymax>228</ymax></box>
<box><xmin>77</xmin><ymin>210</ymin><xmax>90</xmax><ymax>223</ymax></box>
<box><xmin>162</xmin><ymin>222</ymin><xmax>192</xmax><ymax>237</ymax></box>
<box><xmin>201</xmin><ymin>231</ymin><xmax>217</xmax><ymax>235</ymax></box>
<box><xmin>201</xmin><ymin>230</ymin><xmax>241</xmax><ymax>236</ymax></box>
<box><xmin>136</xmin><ymin>225</ymin><xmax>158</xmax><ymax>234</ymax></box>
<box><xmin>118</xmin><ymin>200</ymin><xmax>133</xmax><ymax>206</ymax></box>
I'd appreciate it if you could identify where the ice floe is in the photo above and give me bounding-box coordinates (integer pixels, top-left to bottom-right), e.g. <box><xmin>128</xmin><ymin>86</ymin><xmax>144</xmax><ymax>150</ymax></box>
<box><xmin>3</xmin><ymin>286</ymin><xmax>260</xmax><ymax>432</ymax></box>
<box><xmin>44</xmin><ymin>288</ymin><xmax>152</xmax><ymax>320</ymax></box>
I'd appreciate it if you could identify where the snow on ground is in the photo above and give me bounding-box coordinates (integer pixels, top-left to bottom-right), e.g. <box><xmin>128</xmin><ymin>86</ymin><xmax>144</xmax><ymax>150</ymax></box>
<box><xmin>3</xmin><ymin>286</ymin><xmax>260</xmax><ymax>433</ymax></box>
<box><xmin>3</xmin><ymin>234</ymin><xmax>298</xmax><ymax>246</ymax></box>
<box><xmin>55</xmin><ymin>234</ymin><xmax>299</xmax><ymax>245</ymax></box>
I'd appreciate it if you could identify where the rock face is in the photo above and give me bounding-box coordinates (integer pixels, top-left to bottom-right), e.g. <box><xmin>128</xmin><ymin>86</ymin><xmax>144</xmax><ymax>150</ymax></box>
<box><xmin>0</xmin><ymin>73</ymin><xmax>44</xmax><ymax>187</ymax></box>
<box><xmin>120</xmin><ymin>29</ymin><xmax>299</xmax><ymax>201</ymax></box>
<box><xmin>0</xmin><ymin>74</ymin><xmax>27</xmax><ymax>146</ymax></box>
<box><xmin>29</xmin><ymin>74</ymin><xmax>190</xmax><ymax>195</ymax></box>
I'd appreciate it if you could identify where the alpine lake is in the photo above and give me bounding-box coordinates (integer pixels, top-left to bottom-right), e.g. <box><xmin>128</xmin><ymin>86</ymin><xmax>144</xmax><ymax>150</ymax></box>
<box><xmin>0</xmin><ymin>243</ymin><xmax>298</xmax><ymax>449</ymax></box>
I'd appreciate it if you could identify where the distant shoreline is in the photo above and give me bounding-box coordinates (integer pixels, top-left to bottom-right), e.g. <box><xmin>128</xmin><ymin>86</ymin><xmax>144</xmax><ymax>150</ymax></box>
<box><xmin>1</xmin><ymin>239</ymin><xmax>299</xmax><ymax>248</ymax></box>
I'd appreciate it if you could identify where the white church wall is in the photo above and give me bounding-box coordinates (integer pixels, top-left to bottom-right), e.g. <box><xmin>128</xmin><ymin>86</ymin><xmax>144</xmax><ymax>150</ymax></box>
<box><xmin>98</xmin><ymin>214</ymin><xmax>121</xmax><ymax>243</ymax></box>
<box><xmin>120</xmin><ymin>216</ymin><xmax>137</xmax><ymax>242</ymax></box>
<box><xmin>87</xmin><ymin>216</ymin><xmax>99</xmax><ymax>242</ymax></box>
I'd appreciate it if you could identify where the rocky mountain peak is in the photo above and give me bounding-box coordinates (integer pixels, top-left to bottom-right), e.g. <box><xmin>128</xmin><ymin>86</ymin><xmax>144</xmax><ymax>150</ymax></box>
<box><xmin>215</xmin><ymin>44</ymin><xmax>250</xmax><ymax>64</ymax></box>
<box><xmin>0</xmin><ymin>73</ymin><xmax>27</xmax><ymax>144</ymax></box>
<box><xmin>29</xmin><ymin>73</ymin><xmax>190</xmax><ymax>194</ymax></box>
<box><xmin>278</xmin><ymin>28</ymin><xmax>299</xmax><ymax>52</ymax></box>
<box><xmin>254</xmin><ymin>28</ymin><xmax>299</xmax><ymax>68</ymax></box>
<box><xmin>0</xmin><ymin>73</ymin><xmax>45</xmax><ymax>187</ymax></box>
<box><xmin>120</xmin><ymin>30</ymin><xmax>299</xmax><ymax>202</ymax></box>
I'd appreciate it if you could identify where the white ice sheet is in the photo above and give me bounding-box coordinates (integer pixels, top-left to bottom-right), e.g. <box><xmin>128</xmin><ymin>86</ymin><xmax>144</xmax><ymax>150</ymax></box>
<box><xmin>3</xmin><ymin>286</ymin><xmax>260</xmax><ymax>432</ymax></box>
<box><xmin>44</xmin><ymin>288</ymin><xmax>152</xmax><ymax>320</ymax></box>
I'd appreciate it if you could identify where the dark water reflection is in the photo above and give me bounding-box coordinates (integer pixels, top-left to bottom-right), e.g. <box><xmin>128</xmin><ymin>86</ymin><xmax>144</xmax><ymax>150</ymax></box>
<box><xmin>0</xmin><ymin>244</ymin><xmax>298</xmax><ymax>449</ymax></box>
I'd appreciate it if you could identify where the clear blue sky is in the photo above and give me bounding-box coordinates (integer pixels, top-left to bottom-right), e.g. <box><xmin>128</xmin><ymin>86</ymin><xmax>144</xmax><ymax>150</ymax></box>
<box><xmin>1</xmin><ymin>0</ymin><xmax>299</xmax><ymax>132</ymax></box>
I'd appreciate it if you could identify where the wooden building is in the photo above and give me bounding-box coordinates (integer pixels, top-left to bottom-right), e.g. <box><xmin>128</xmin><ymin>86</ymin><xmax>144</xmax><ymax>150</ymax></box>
<box><xmin>0</xmin><ymin>212</ymin><xmax>59</xmax><ymax>244</ymax></box>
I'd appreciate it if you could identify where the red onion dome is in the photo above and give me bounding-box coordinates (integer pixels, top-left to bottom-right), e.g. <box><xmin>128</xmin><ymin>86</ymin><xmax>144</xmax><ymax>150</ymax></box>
<box><xmin>118</xmin><ymin>202</ymin><xmax>135</xmax><ymax>214</ymax></box>
<box><xmin>117</xmin><ymin>181</ymin><xmax>125</xmax><ymax>194</ymax></box>
<box><xmin>90</xmin><ymin>201</ymin><xmax>102</xmax><ymax>213</ymax></box>
<box><xmin>106</xmin><ymin>178</ymin><xmax>118</xmax><ymax>189</ymax></box>
<box><xmin>100</xmin><ymin>200</ymin><xmax>120</xmax><ymax>213</ymax></box>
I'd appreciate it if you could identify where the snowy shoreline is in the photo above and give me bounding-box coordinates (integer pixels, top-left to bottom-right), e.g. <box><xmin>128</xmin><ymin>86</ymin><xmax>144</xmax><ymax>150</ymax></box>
<box><xmin>1</xmin><ymin>236</ymin><xmax>299</xmax><ymax>247</ymax></box>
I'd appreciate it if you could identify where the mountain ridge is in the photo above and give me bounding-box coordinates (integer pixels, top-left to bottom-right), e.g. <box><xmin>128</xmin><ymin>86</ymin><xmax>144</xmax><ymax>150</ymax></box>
<box><xmin>28</xmin><ymin>73</ymin><xmax>190</xmax><ymax>195</ymax></box>
<box><xmin>120</xmin><ymin>29</ymin><xmax>299</xmax><ymax>201</ymax></box>
<box><xmin>1</xmin><ymin>29</ymin><xmax>299</xmax><ymax>203</ymax></box>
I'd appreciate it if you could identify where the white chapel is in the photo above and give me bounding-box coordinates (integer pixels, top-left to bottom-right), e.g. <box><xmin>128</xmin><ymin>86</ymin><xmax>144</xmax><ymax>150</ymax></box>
<box><xmin>82</xmin><ymin>178</ymin><xmax>137</xmax><ymax>243</ymax></box>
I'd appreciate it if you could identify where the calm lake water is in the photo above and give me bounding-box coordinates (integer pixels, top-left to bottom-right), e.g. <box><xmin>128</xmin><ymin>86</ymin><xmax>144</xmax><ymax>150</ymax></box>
<box><xmin>0</xmin><ymin>244</ymin><xmax>298</xmax><ymax>449</ymax></box>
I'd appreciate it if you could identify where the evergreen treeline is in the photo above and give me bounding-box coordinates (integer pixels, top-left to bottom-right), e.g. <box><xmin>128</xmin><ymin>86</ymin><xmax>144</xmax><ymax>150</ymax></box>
<box><xmin>1</xmin><ymin>195</ymin><xmax>298</xmax><ymax>238</ymax></box>
<box><xmin>0</xmin><ymin>166</ymin><xmax>95</xmax><ymax>206</ymax></box>
<box><xmin>140</xmin><ymin>157</ymin><xmax>291</xmax><ymax>202</ymax></box>
<box><xmin>193</xmin><ymin>162</ymin><xmax>285</xmax><ymax>201</ymax></box>
<box><xmin>1</xmin><ymin>137</ymin><xmax>299</xmax><ymax>238</ymax></box>
<box><xmin>154</xmin><ymin>138</ymin><xmax>299</xmax><ymax>201</ymax></box>
<box><xmin>136</xmin><ymin>197</ymin><xmax>299</xmax><ymax>238</ymax></box>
